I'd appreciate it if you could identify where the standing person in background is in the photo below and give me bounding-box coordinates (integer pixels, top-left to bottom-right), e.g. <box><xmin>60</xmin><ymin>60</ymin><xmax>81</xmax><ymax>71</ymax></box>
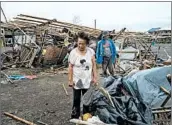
<box><xmin>96</xmin><ymin>31</ymin><xmax>117</xmax><ymax>76</ymax></box>
<box><xmin>68</xmin><ymin>32</ymin><xmax>97</xmax><ymax>119</ymax></box>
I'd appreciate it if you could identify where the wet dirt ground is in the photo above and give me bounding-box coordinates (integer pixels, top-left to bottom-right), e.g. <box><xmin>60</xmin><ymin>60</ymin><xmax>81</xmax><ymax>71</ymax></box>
<box><xmin>1</xmin><ymin>68</ymin><xmax>75</xmax><ymax>125</ymax></box>
<box><xmin>1</xmin><ymin>43</ymin><xmax>171</xmax><ymax>125</ymax></box>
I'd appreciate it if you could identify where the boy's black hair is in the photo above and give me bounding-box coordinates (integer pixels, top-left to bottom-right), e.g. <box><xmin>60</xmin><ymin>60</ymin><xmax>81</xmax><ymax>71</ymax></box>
<box><xmin>77</xmin><ymin>31</ymin><xmax>90</xmax><ymax>45</ymax></box>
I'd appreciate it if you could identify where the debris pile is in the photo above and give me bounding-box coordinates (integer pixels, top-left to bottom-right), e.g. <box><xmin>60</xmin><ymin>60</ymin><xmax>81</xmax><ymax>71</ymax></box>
<box><xmin>70</xmin><ymin>66</ymin><xmax>171</xmax><ymax>125</ymax></box>
<box><xmin>0</xmin><ymin>13</ymin><xmax>171</xmax><ymax>125</ymax></box>
<box><xmin>0</xmin><ymin>14</ymin><xmax>101</xmax><ymax>69</ymax></box>
<box><xmin>1</xmin><ymin>14</ymin><xmax>170</xmax><ymax>70</ymax></box>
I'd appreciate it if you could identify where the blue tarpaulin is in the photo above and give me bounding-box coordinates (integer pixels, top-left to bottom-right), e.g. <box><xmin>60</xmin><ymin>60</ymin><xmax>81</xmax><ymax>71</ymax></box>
<box><xmin>147</xmin><ymin>27</ymin><xmax>161</xmax><ymax>33</ymax></box>
<box><xmin>123</xmin><ymin>66</ymin><xmax>171</xmax><ymax>108</ymax></box>
<box><xmin>8</xmin><ymin>75</ymin><xmax>26</xmax><ymax>80</ymax></box>
<box><xmin>82</xmin><ymin>66</ymin><xmax>171</xmax><ymax>124</ymax></box>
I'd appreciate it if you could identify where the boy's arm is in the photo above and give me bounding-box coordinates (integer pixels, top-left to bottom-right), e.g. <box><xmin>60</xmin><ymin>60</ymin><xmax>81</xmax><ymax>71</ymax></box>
<box><xmin>111</xmin><ymin>40</ymin><xmax>117</xmax><ymax>57</ymax></box>
<box><xmin>96</xmin><ymin>41</ymin><xmax>100</xmax><ymax>59</ymax></box>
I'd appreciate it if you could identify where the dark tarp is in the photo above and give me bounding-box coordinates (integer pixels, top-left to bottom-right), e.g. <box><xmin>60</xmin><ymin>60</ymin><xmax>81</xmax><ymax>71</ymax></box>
<box><xmin>83</xmin><ymin>76</ymin><xmax>153</xmax><ymax>125</ymax></box>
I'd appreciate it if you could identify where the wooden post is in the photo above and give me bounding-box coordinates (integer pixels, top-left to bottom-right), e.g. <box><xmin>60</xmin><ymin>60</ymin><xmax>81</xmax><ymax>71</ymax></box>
<box><xmin>12</xmin><ymin>30</ymin><xmax>15</xmax><ymax>46</ymax></box>
<box><xmin>4</xmin><ymin>112</ymin><xmax>37</xmax><ymax>125</ymax></box>
<box><xmin>22</xmin><ymin>35</ymin><xmax>24</xmax><ymax>45</ymax></box>
<box><xmin>25</xmin><ymin>34</ymin><xmax>27</xmax><ymax>44</ymax></box>
<box><xmin>62</xmin><ymin>83</ymin><xmax>69</xmax><ymax>96</ymax></box>
<box><xmin>139</xmin><ymin>47</ymin><xmax>142</xmax><ymax>62</ymax></box>
<box><xmin>94</xmin><ymin>19</ymin><xmax>96</xmax><ymax>29</ymax></box>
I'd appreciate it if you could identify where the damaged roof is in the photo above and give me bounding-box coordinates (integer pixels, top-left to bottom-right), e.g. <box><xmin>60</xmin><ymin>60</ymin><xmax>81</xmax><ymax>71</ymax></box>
<box><xmin>1</xmin><ymin>14</ymin><xmax>102</xmax><ymax>37</ymax></box>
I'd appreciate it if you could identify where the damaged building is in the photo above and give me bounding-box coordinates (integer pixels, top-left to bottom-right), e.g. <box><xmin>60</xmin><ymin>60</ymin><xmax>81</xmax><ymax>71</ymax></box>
<box><xmin>0</xmin><ymin>13</ymin><xmax>171</xmax><ymax>125</ymax></box>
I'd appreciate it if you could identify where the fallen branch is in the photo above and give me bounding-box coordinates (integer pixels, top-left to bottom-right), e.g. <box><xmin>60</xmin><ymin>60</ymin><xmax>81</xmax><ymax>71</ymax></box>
<box><xmin>37</xmin><ymin>120</ymin><xmax>48</xmax><ymax>125</ymax></box>
<box><xmin>62</xmin><ymin>83</ymin><xmax>69</xmax><ymax>96</ymax></box>
<box><xmin>1</xmin><ymin>71</ymin><xmax>13</xmax><ymax>84</ymax></box>
<box><xmin>57</xmin><ymin>65</ymin><xmax>65</xmax><ymax>70</ymax></box>
<box><xmin>4</xmin><ymin>112</ymin><xmax>37</xmax><ymax>125</ymax></box>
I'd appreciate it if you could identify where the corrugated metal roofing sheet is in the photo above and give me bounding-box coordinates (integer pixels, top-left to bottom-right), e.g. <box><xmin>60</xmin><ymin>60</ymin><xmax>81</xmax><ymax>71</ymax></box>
<box><xmin>147</xmin><ymin>27</ymin><xmax>161</xmax><ymax>33</ymax></box>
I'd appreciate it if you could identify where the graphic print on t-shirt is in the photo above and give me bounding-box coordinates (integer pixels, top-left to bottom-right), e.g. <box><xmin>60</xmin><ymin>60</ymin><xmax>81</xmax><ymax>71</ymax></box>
<box><xmin>68</xmin><ymin>47</ymin><xmax>95</xmax><ymax>89</ymax></box>
<box><xmin>103</xmin><ymin>40</ymin><xmax>111</xmax><ymax>57</ymax></box>
<box><xmin>103</xmin><ymin>41</ymin><xmax>110</xmax><ymax>48</ymax></box>
<box><xmin>80</xmin><ymin>59</ymin><xmax>90</xmax><ymax>70</ymax></box>
<box><xmin>75</xmin><ymin>58</ymin><xmax>90</xmax><ymax>88</ymax></box>
<box><xmin>76</xmin><ymin>79</ymin><xmax>84</xmax><ymax>88</ymax></box>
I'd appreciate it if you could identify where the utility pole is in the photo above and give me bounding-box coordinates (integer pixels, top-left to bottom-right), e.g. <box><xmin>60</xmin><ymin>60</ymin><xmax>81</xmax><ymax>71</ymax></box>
<box><xmin>94</xmin><ymin>19</ymin><xmax>96</xmax><ymax>29</ymax></box>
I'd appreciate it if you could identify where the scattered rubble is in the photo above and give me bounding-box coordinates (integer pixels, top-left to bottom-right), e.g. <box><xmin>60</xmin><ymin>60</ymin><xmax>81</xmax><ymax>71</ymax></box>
<box><xmin>1</xmin><ymin>14</ymin><xmax>171</xmax><ymax>71</ymax></box>
<box><xmin>0</xmin><ymin>13</ymin><xmax>171</xmax><ymax>125</ymax></box>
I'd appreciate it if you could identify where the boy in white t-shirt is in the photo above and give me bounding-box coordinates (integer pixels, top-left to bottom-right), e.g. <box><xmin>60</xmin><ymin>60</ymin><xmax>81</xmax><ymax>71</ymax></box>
<box><xmin>68</xmin><ymin>32</ymin><xmax>97</xmax><ymax>119</ymax></box>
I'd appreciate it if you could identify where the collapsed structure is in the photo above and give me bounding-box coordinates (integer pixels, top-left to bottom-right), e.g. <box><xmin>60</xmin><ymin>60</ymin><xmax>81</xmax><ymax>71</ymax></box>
<box><xmin>0</xmin><ymin>14</ymin><xmax>171</xmax><ymax>125</ymax></box>
<box><xmin>0</xmin><ymin>14</ymin><xmax>101</xmax><ymax>69</ymax></box>
<box><xmin>1</xmin><ymin>14</ymin><xmax>171</xmax><ymax>70</ymax></box>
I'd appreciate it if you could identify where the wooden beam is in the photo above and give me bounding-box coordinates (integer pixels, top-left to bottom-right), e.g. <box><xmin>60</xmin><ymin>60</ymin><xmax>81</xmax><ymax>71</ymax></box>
<box><xmin>13</xmin><ymin>17</ymin><xmax>101</xmax><ymax>36</ymax></box>
<box><xmin>18</xmin><ymin>14</ymin><xmax>102</xmax><ymax>31</ymax></box>
<box><xmin>14</xmin><ymin>18</ymin><xmax>81</xmax><ymax>30</ymax></box>
<box><xmin>11</xmin><ymin>20</ymin><xmax>39</xmax><ymax>26</ymax></box>
<box><xmin>0</xmin><ymin>6</ymin><xmax>8</xmax><ymax>22</ymax></box>
<box><xmin>14</xmin><ymin>17</ymin><xmax>46</xmax><ymax>24</ymax></box>
<box><xmin>4</xmin><ymin>112</ymin><xmax>37</xmax><ymax>125</ymax></box>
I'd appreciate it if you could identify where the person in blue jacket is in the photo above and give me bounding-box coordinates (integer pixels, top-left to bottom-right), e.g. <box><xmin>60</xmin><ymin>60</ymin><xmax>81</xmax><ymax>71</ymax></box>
<box><xmin>96</xmin><ymin>31</ymin><xmax>117</xmax><ymax>76</ymax></box>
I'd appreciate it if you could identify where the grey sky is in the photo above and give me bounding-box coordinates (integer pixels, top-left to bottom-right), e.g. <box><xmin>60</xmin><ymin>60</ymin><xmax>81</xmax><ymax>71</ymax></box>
<box><xmin>1</xmin><ymin>2</ymin><xmax>171</xmax><ymax>31</ymax></box>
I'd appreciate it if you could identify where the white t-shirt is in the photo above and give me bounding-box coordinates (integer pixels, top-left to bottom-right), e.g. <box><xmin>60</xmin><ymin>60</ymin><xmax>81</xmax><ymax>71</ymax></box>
<box><xmin>68</xmin><ymin>47</ymin><xmax>95</xmax><ymax>89</ymax></box>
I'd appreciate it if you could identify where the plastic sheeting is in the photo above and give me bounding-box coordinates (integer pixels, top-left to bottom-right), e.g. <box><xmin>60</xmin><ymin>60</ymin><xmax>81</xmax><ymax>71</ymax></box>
<box><xmin>8</xmin><ymin>75</ymin><xmax>37</xmax><ymax>80</ymax></box>
<box><xmin>83</xmin><ymin>76</ymin><xmax>153</xmax><ymax>125</ymax></box>
<box><xmin>82</xmin><ymin>66</ymin><xmax>171</xmax><ymax>124</ymax></box>
<box><xmin>123</xmin><ymin>66</ymin><xmax>171</xmax><ymax>108</ymax></box>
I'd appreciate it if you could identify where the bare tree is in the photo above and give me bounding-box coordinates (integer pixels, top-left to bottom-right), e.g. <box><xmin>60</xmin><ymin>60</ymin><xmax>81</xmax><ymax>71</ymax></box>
<box><xmin>72</xmin><ymin>16</ymin><xmax>81</xmax><ymax>25</ymax></box>
<box><xmin>72</xmin><ymin>15</ymin><xmax>81</xmax><ymax>32</ymax></box>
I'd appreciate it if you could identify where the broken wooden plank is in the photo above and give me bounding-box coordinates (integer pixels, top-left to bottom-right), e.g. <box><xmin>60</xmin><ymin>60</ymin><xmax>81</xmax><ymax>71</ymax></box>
<box><xmin>37</xmin><ymin>120</ymin><xmax>48</xmax><ymax>125</ymax></box>
<box><xmin>62</xmin><ymin>83</ymin><xmax>69</xmax><ymax>96</ymax></box>
<box><xmin>160</xmin><ymin>86</ymin><xmax>170</xmax><ymax>96</ymax></box>
<box><xmin>1</xmin><ymin>71</ymin><xmax>13</xmax><ymax>84</ymax></box>
<box><xmin>142</xmin><ymin>44</ymin><xmax>153</xmax><ymax>60</ymax></box>
<box><xmin>18</xmin><ymin>14</ymin><xmax>101</xmax><ymax>32</ymax></box>
<box><xmin>117</xmin><ymin>50</ymin><xmax>138</xmax><ymax>53</ymax></box>
<box><xmin>139</xmin><ymin>47</ymin><xmax>142</xmax><ymax>62</ymax></box>
<box><xmin>28</xmin><ymin>48</ymin><xmax>37</xmax><ymax>67</ymax></box>
<box><xmin>20</xmin><ymin>47</ymin><xmax>29</xmax><ymax>61</ymax></box>
<box><xmin>57</xmin><ymin>46</ymin><xmax>64</xmax><ymax>59</ymax></box>
<box><xmin>57</xmin><ymin>65</ymin><xmax>66</xmax><ymax>70</ymax></box>
<box><xmin>161</xmin><ymin>93</ymin><xmax>171</xmax><ymax>107</ymax></box>
<box><xmin>4</xmin><ymin>112</ymin><xmax>37</xmax><ymax>125</ymax></box>
<box><xmin>20</xmin><ymin>48</ymin><xmax>33</xmax><ymax>67</ymax></box>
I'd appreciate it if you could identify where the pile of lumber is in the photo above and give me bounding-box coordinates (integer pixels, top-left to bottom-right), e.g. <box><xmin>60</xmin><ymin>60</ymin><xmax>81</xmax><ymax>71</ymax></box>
<box><xmin>1</xmin><ymin>14</ymin><xmax>102</xmax><ymax>38</ymax></box>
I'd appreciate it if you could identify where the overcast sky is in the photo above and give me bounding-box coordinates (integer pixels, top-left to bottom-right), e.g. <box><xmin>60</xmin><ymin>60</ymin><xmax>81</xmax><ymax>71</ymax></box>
<box><xmin>1</xmin><ymin>2</ymin><xmax>171</xmax><ymax>31</ymax></box>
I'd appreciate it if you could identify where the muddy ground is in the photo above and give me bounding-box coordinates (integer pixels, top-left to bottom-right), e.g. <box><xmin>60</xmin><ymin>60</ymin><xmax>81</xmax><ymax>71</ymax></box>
<box><xmin>1</xmin><ymin>68</ymin><xmax>75</xmax><ymax>125</ymax></box>
<box><xmin>1</xmin><ymin>67</ymin><xmax>102</xmax><ymax>125</ymax></box>
<box><xmin>1</xmin><ymin>43</ymin><xmax>171</xmax><ymax>125</ymax></box>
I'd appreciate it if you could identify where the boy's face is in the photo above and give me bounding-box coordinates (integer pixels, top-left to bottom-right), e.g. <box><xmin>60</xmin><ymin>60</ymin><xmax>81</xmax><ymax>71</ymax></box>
<box><xmin>103</xmin><ymin>35</ymin><xmax>109</xmax><ymax>40</ymax></box>
<box><xmin>102</xmin><ymin>32</ymin><xmax>109</xmax><ymax>40</ymax></box>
